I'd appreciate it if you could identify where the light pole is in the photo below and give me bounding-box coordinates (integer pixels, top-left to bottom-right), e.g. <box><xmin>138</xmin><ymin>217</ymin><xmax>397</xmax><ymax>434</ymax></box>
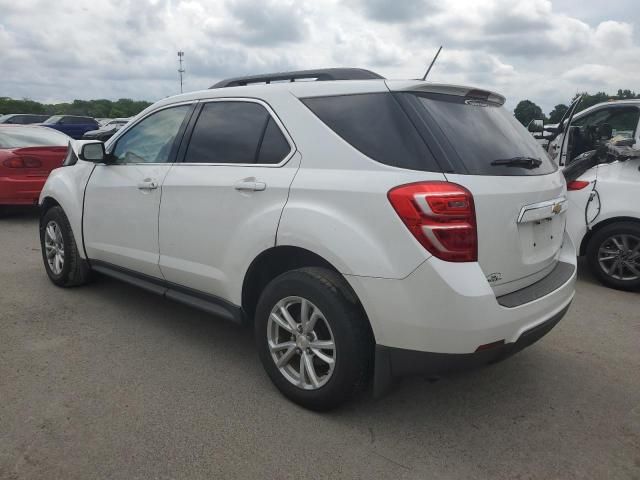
<box><xmin>177</xmin><ymin>51</ymin><xmax>185</xmax><ymax>93</ymax></box>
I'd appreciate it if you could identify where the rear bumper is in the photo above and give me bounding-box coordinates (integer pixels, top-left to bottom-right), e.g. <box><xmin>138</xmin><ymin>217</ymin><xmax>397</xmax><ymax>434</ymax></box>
<box><xmin>374</xmin><ymin>302</ymin><xmax>569</xmax><ymax>387</ymax></box>
<box><xmin>346</xmin><ymin>232</ymin><xmax>576</xmax><ymax>354</ymax></box>
<box><xmin>0</xmin><ymin>175</ymin><xmax>47</xmax><ymax>205</ymax></box>
<box><xmin>344</xmin><ymin>232</ymin><xmax>577</xmax><ymax>394</ymax></box>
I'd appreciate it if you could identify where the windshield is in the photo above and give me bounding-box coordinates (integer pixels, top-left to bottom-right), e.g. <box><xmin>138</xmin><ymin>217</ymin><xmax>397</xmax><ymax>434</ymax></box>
<box><xmin>43</xmin><ymin>115</ymin><xmax>62</xmax><ymax>124</ymax></box>
<box><xmin>0</xmin><ymin>115</ymin><xmax>13</xmax><ymax>123</ymax></box>
<box><xmin>410</xmin><ymin>92</ymin><xmax>557</xmax><ymax>176</ymax></box>
<box><xmin>0</xmin><ymin>127</ymin><xmax>69</xmax><ymax>148</ymax></box>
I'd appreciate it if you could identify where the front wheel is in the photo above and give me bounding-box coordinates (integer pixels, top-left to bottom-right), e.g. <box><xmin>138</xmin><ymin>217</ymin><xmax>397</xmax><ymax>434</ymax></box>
<box><xmin>255</xmin><ymin>268</ymin><xmax>372</xmax><ymax>411</ymax></box>
<box><xmin>40</xmin><ymin>206</ymin><xmax>91</xmax><ymax>287</ymax></box>
<box><xmin>586</xmin><ymin>221</ymin><xmax>640</xmax><ymax>291</ymax></box>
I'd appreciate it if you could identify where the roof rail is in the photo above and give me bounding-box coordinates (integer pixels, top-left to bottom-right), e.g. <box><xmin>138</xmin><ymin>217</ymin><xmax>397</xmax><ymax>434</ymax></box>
<box><xmin>210</xmin><ymin>68</ymin><xmax>384</xmax><ymax>89</ymax></box>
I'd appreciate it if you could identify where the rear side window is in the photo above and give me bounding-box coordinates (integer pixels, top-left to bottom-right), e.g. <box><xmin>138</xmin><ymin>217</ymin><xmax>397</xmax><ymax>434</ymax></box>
<box><xmin>409</xmin><ymin>93</ymin><xmax>557</xmax><ymax>176</ymax></box>
<box><xmin>184</xmin><ymin>101</ymin><xmax>290</xmax><ymax>164</ymax></box>
<box><xmin>258</xmin><ymin>118</ymin><xmax>291</xmax><ymax>164</ymax></box>
<box><xmin>302</xmin><ymin>93</ymin><xmax>440</xmax><ymax>172</ymax></box>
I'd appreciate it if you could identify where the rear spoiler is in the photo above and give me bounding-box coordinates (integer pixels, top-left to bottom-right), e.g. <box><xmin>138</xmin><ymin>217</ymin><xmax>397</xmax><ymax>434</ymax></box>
<box><xmin>385</xmin><ymin>80</ymin><xmax>506</xmax><ymax>105</ymax></box>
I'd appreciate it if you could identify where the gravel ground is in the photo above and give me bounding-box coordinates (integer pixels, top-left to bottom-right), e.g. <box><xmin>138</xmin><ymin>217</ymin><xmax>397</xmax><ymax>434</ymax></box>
<box><xmin>1</xmin><ymin>209</ymin><xmax>639</xmax><ymax>480</ymax></box>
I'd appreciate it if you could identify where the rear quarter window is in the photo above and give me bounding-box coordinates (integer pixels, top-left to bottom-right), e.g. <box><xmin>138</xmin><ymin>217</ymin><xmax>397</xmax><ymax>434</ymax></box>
<box><xmin>302</xmin><ymin>93</ymin><xmax>440</xmax><ymax>172</ymax></box>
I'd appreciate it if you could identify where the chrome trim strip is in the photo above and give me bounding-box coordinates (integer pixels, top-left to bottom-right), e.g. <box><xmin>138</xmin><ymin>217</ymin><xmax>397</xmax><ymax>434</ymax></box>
<box><xmin>517</xmin><ymin>197</ymin><xmax>567</xmax><ymax>224</ymax></box>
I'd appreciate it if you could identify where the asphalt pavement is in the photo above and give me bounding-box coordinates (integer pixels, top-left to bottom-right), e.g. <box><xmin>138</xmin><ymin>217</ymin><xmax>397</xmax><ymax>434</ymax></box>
<box><xmin>1</xmin><ymin>209</ymin><xmax>639</xmax><ymax>479</ymax></box>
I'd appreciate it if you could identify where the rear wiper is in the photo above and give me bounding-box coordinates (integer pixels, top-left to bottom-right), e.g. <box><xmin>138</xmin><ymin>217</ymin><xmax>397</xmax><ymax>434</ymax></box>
<box><xmin>490</xmin><ymin>156</ymin><xmax>543</xmax><ymax>169</ymax></box>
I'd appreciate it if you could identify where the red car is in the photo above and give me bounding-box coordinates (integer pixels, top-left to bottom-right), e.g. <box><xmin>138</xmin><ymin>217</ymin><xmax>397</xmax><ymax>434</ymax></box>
<box><xmin>0</xmin><ymin>125</ymin><xmax>69</xmax><ymax>214</ymax></box>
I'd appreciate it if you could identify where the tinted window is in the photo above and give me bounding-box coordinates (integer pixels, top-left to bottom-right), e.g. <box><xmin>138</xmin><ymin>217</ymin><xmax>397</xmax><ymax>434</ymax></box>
<box><xmin>112</xmin><ymin>105</ymin><xmax>190</xmax><ymax>164</ymax></box>
<box><xmin>411</xmin><ymin>93</ymin><xmax>557</xmax><ymax>176</ymax></box>
<box><xmin>302</xmin><ymin>93</ymin><xmax>439</xmax><ymax>171</ymax></box>
<box><xmin>64</xmin><ymin>116</ymin><xmax>93</xmax><ymax>125</ymax></box>
<box><xmin>184</xmin><ymin>101</ymin><xmax>289</xmax><ymax>164</ymax></box>
<box><xmin>20</xmin><ymin>115</ymin><xmax>47</xmax><ymax>124</ymax></box>
<box><xmin>573</xmin><ymin>107</ymin><xmax>639</xmax><ymax>138</ymax></box>
<box><xmin>258</xmin><ymin>117</ymin><xmax>290</xmax><ymax>164</ymax></box>
<box><xmin>0</xmin><ymin>126</ymin><xmax>69</xmax><ymax>148</ymax></box>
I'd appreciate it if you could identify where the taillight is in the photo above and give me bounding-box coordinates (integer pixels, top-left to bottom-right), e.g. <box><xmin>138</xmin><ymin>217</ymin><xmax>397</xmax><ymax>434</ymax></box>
<box><xmin>2</xmin><ymin>156</ymin><xmax>42</xmax><ymax>168</ymax></box>
<box><xmin>388</xmin><ymin>181</ymin><xmax>477</xmax><ymax>262</ymax></box>
<box><xmin>567</xmin><ymin>180</ymin><xmax>590</xmax><ymax>191</ymax></box>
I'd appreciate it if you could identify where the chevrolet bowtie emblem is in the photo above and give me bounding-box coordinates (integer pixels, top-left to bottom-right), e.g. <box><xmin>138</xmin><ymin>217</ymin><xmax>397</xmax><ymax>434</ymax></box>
<box><xmin>552</xmin><ymin>203</ymin><xmax>562</xmax><ymax>214</ymax></box>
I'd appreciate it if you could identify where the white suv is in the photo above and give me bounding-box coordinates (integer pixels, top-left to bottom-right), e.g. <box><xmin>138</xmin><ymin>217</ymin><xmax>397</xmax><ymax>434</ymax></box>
<box><xmin>39</xmin><ymin>68</ymin><xmax>576</xmax><ymax>410</ymax></box>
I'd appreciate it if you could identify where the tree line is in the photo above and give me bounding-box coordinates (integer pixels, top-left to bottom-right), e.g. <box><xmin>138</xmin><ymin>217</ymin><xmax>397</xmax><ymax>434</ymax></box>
<box><xmin>514</xmin><ymin>90</ymin><xmax>640</xmax><ymax>127</ymax></box>
<box><xmin>0</xmin><ymin>97</ymin><xmax>153</xmax><ymax>119</ymax></box>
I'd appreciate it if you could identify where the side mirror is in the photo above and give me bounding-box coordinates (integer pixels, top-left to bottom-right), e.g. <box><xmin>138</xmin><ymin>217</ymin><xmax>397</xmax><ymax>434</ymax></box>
<box><xmin>527</xmin><ymin>119</ymin><xmax>544</xmax><ymax>133</ymax></box>
<box><xmin>79</xmin><ymin>141</ymin><xmax>106</xmax><ymax>162</ymax></box>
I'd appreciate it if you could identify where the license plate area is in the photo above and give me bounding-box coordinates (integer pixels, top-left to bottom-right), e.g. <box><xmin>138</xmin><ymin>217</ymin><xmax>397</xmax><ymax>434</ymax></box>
<box><xmin>517</xmin><ymin>197</ymin><xmax>567</xmax><ymax>264</ymax></box>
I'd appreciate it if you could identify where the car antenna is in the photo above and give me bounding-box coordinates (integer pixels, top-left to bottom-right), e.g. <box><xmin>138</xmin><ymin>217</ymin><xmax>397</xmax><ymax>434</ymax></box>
<box><xmin>422</xmin><ymin>46</ymin><xmax>442</xmax><ymax>81</ymax></box>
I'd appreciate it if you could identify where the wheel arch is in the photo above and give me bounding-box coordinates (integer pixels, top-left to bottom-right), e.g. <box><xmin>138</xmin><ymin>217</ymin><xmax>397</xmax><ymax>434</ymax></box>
<box><xmin>40</xmin><ymin>196</ymin><xmax>61</xmax><ymax>216</ymax></box>
<box><xmin>580</xmin><ymin>216</ymin><xmax>640</xmax><ymax>256</ymax></box>
<box><xmin>241</xmin><ymin>246</ymin><xmax>374</xmax><ymax>338</ymax></box>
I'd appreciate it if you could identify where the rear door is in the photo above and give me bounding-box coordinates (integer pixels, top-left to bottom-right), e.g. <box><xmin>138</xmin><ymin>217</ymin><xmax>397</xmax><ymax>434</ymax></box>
<box><xmin>399</xmin><ymin>90</ymin><xmax>567</xmax><ymax>295</ymax></box>
<box><xmin>159</xmin><ymin>99</ymin><xmax>299</xmax><ymax>300</ymax></box>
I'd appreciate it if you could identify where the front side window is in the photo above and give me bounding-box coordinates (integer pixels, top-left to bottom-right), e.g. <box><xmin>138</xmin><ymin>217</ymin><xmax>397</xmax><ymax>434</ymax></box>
<box><xmin>604</xmin><ymin>108</ymin><xmax>639</xmax><ymax>137</ymax></box>
<box><xmin>183</xmin><ymin>101</ymin><xmax>290</xmax><ymax>164</ymax></box>
<box><xmin>572</xmin><ymin>107</ymin><xmax>639</xmax><ymax>138</ymax></box>
<box><xmin>111</xmin><ymin>105</ymin><xmax>190</xmax><ymax>164</ymax></box>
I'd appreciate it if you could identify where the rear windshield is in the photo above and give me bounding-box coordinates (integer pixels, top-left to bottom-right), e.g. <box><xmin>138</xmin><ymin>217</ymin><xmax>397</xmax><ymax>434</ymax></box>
<box><xmin>409</xmin><ymin>92</ymin><xmax>557</xmax><ymax>176</ymax></box>
<box><xmin>0</xmin><ymin>127</ymin><xmax>69</xmax><ymax>148</ymax></box>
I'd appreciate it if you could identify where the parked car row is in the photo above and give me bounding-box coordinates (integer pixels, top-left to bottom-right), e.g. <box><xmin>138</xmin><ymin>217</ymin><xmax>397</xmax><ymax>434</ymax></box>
<box><xmin>0</xmin><ymin>113</ymin><xmax>131</xmax><ymax>140</ymax></box>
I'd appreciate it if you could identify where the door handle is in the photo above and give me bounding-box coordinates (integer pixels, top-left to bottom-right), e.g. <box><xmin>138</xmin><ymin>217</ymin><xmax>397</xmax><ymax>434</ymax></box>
<box><xmin>234</xmin><ymin>180</ymin><xmax>266</xmax><ymax>192</ymax></box>
<box><xmin>137</xmin><ymin>179</ymin><xmax>158</xmax><ymax>191</ymax></box>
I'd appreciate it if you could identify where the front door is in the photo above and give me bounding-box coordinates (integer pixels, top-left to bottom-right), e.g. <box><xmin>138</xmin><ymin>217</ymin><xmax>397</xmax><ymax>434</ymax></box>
<box><xmin>83</xmin><ymin>104</ymin><xmax>193</xmax><ymax>278</ymax></box>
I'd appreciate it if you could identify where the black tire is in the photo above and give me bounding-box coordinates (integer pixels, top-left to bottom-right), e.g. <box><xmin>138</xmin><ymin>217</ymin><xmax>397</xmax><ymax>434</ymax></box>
<box><xmin>255</xmin><ymin>267</ymin><xmax>373</xmax><ymax>411</ymax></box>
<box><xmin>40</xmin><ymin>206</ymin><xmax>91</xmax><ymax>287</ymax></box>
<box><xmin>586</xmin><ymin>221</ymin><xmax>640</xmax><ymax>291</ymax></box>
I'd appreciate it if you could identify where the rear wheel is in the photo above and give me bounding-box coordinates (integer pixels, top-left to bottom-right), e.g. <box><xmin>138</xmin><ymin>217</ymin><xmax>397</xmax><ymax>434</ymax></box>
<box><xmin>255</xmin><ymin>267</ymin><xmax>372</xmax><ymax>411</ymax></box>
<box><xmin>40</xmin><ymin>206</ymin><xmax>91</xmax><ymax>287</ymax></box>
<box><xmin>586</xmin><ymin>221</ymin><xmax>640</xmax><ymax>291</ymax></box>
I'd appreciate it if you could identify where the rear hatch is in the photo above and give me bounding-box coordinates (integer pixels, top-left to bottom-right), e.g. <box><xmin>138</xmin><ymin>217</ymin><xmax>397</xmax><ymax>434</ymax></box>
<box><xmin>391</xmin><ymin>83</ymin><xmax>566</xmax><ymax>295</ymax></box>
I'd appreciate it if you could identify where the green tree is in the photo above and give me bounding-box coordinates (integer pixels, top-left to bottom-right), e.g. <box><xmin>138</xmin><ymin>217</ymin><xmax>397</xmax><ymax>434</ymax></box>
<box><xmin>514</xmin><ymin>100</ymin><xmax>545</xmax><ymax>127</ymax></box>
<box><xmin>548</xmin><ymin>104</ymin><xmax>569</xmax><ymax>123</ymax></box>
<box><xmin>572</xmin><ymin>92</ymin><xmax>610</xmax><ymax>112</ymax></box>
<box><xmin>0</xmin><ymin>97</ymin><xmax>152</xmax><ymax>118</ymax></box>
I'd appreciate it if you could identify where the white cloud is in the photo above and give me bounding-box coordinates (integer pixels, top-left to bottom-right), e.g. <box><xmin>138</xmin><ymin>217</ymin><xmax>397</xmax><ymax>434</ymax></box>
<box><xmin>0</xmin><ymin>0</ymin><xmax>638</xmax><ymax>115</ymax></box>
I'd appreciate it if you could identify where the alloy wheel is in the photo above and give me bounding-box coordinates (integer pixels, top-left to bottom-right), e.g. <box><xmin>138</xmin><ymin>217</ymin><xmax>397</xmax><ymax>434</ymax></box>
<box><xmin>597</xmin><ymin>234</ymin><xmax>640</xmax><ymax>281</ymax></box>
<box><xmin>267</xmin><ymin>296</ymin><xmax>336</xmax><ymax>390</ymax></box>
<box><xmin>44</xmin><ymin>220</ymin><xmax>65</xmax><ymax>275</ymax></box>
